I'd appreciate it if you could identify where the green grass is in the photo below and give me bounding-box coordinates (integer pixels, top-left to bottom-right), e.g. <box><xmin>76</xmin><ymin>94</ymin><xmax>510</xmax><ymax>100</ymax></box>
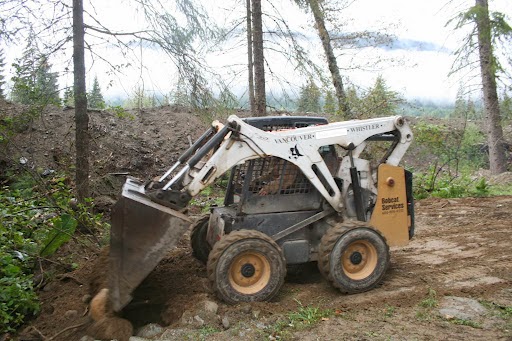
<box><xmin>480</xmin><ymin>301</ymin><xmax>512</xmax><ymax>319</ymax></box>
<box><xmin>267</xmin><ymin>301</ymin><xmax>333</xmax><ymax>339</ymax></box>
<box><xmin>415</xmin><ymin>310</ymin><xmax>431</xmax><ymax>321</ymax></box>
<box><xmin>500</xmin><ymin>306</ymin><xmax>512</xmax><ymax>318</ymax></box>
<box><xmin>364</xmin><ymin>330</ymin><xmax>380</xmax><ymax>338</ymax></box>
<box><xmin>449</xmin><ymin>318</ymin><xmax>482</xmax><ymax>329</ymax></box>
<box><xmin>267</xmin><ymin>320</ymin><xmax>294</xmax><ymax>340</ymax></box>
<box><xmin>198</xmin><ymin>325</ymin><xmax>221</xmax><ymax>340</ymax></box>
<box><xmin>419</xmin><ymin>288</ymin><xmax>438</xmax><ymax>309</ymax></box>
<box><xmin>384</xmin><ymin>304</ymin><xmax>396</xmax><ymax>318</ymax></box>
<box><xmin>479</xmin><ymin>300</ymin><xmax>512</xmax><ymax>332</ymax></box>
<box><xmin>287</xmin><ymin>304</ymin><xmax>332</xmax><ymax>328</ymax></box>
<box><xmin>416</xmin><ymin>287</ymin><xmax>438</xmax><ymax>321</ymax></box>
<box><xmin>488</xmin><ymin>182</ymin><xmax>512</xmax><ymax>196</ymax></box>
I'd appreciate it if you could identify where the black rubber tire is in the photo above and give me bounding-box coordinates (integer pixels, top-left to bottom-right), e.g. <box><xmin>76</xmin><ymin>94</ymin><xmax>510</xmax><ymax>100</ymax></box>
<box><xmin>207</xmin><ymin>230</ymin><xmax>286</xmax><ymax>304</ymax></box>
<box><xmin>190</xmin><ymin>215</ymin><xmax>211</xmax><ymax>264</ymax></box>
<box><xmin>318</xmin><ymin>223</ymin><xmax>389</xmax><ymax>294</ymax></box>
<box><xmin>317</xmin><ymin>224</ymin><xmax>349</xmax><ymax>279</ymax></box>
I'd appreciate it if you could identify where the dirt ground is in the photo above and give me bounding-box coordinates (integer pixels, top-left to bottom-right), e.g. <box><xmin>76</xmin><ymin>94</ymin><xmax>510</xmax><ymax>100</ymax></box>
<box><xmin>16</xmin><ymin>196</ymin><xmax>512</xmax><ymax>341</ymax></box>
<box><xmin>1</xmin><ymin>102</ymin><xmax>511</xmax><ymax>340</ymax></box>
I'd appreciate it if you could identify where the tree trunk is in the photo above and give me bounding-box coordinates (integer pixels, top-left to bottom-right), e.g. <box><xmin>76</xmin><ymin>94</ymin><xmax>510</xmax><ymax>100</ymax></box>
<box><xmin>251</xmin><ymin>0</ymin><xmax>266</xmax><ymax>116</ymax></box>
<box><xmin>246</xmin><ymin>0</ymin><xmax>256</xmax><ymax>114</ymax></box>
<box><xmin>309</xmin><ymin>0</ymin><xmax>350</xmax><ymax>119</ymax></box>
<box><xmin>73</xmin><ymin>0</ymin><xmax>90</xmax><ymax>200</ymax></box>
<box><xmin>475</xmin><ymin>0</ymin><xmax>506</xmax><ymax>174</ymax></box>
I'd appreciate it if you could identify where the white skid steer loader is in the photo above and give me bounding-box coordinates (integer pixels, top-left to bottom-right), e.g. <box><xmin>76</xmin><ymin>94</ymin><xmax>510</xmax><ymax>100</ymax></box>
<box><xmin>90</xmin><ymin>114</ymin><xmax>414</xmax><ymax>331</ymax></box>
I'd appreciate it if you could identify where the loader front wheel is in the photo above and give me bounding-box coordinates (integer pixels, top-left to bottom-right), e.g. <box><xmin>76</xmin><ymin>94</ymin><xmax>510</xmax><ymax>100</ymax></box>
<box><xmin>190</xmin><ymin>215</ymin><xmax>211</xmax><ymax>264</ymax></box>
<box><xmin>319</xmin><ymin>224</ymin><xmax>389</xmax><ymax>294</ymax></box>
<box><xmin>207</xmin><ymin>230</ymin><xmax>286</xmax><ymax>304</ymax></box>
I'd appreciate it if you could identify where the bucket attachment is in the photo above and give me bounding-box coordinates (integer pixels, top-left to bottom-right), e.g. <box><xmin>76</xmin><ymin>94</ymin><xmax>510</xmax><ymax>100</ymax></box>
<box><xmin>108</xmin><ymin>178</ymin><xmax>192</xmax><ymax>312</ymax></box>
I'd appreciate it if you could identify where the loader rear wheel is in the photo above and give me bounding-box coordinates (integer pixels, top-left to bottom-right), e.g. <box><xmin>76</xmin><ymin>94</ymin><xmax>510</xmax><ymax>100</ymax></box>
<box><xmin>207</xmin><ymin>230</ymin><xmax>286</xmax><ymax>304</ymax></box>
<box><xmin>318</xmin><ymin>223</ymin><xmax>389</xmax><ymax>294</ymax></box>
<box><xmin>190</xmin><ymin>215</ymin><xmax>211</xmax><ymax>264</ymax></box>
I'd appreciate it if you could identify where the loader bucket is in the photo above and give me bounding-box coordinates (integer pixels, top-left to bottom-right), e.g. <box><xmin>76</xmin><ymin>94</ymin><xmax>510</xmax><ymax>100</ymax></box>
<box><xmin>108</xmin><ymin>178</ymin><xmax>192</xmax><ymax>312</ymax></box>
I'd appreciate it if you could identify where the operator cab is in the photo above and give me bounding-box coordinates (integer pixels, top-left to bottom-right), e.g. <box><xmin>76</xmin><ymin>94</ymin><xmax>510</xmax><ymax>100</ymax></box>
<box><xmin>223</xmin><ymin>116</ymin><xmax>337</xmax><ymax>215</ymax></box>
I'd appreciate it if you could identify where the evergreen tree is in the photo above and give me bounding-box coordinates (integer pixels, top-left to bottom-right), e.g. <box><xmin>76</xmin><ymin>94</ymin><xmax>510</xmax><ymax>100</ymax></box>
<box><xmin>362</xmin><ymin>75</ymin><xmax>402</xmax><ymax>117</ymax></box>
<box><xmin>63</xmin><ymin>86</ymin><xmax>74</xmax><ymax>107</ymax></box>
<box><xmin>466</xmin><ymin>98</ymin><xmax>479</xmax><ymax>120</ymax></box>
<box><xmin>297</xmin><ymin>79</ymin><xmax>321</xmax><ymax>113</ymax></box>
<box><xmin>129</xmin><ymin>86</ymin><xmax>149</xmax><ymax>109</ymax></box>
<box><xmin>294</xmin><ymin>0</ymin><xmax>350</xmax><ymax>118</ymax></box>
<box><xmin>10</xmin><ymin>38</ymin><xmax>39</xmax><ymax>104</ymax></box>
<box><xmin>218</xmin><ymin>87</ymin><xmax>239</xmax><ymax>109</ymax></box>
<box><xmin>170</xmin><ymin>78</ymin><xmax>190</xmax><ymax>107</ymax></box>
<box><xmin>323</xmin><ymin>91</ymin><xmax>337</xmax><ymax>114</ymax></box>
<box><xmin>346</xmin><ymin>85</ymin><xmax>363</xmax><ymax>117</ymax></box>
<box><xmin>451</xmin><ymin>86</ymin><xmax>468</xmax><ymax>119</ymax></box>
<box><xmin>450</xmin><ymin>86</ymin><xmax>482</xmax><ymax>120</ymax></box>
<box><xmin>10</xmin><ymin>39</ymin><xmax>59</xmax><ymax>106</ymax></box>
<box><xmin>0</xmin><ymin>48</ymin><xmax>5</xmax><ymax>99</ymax></box>
<box><xmin>35</xmin><ymin>57</ymin><xmax>59</xmax><ymax>105</ymax></box>
<box><xmin>88</xmin><ymin>76</ymin><xmax>105</xmax><ymax>109</ymax></box>
<box><xmin>448</xmin><ymin>0</ymin><xmax>510</xmax><ymax>174</ymax></box>
<box><xmin>501</xmin><ymin>90</ymin><xmax>512</xmax><ymax>121</ymax></box>
<box><xmin>149</xmin><ymin>94</ymin><xmax>158</xmax><ymax>108</ymax></box>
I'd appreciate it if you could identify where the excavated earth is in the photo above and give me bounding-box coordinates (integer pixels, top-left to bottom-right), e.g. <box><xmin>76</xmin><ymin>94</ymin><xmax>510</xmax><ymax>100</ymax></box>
<box><xmin>1</xmin><ymin>102</ymin><xmax>511</xmax><ymax>340</ymax></box>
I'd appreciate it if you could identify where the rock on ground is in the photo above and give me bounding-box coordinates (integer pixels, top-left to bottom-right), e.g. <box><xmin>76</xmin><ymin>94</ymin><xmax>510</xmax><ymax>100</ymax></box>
<box><xmin>438</xmin><ymin>296</ymin><xmax>487</xmax><ymax>321</ymax></box>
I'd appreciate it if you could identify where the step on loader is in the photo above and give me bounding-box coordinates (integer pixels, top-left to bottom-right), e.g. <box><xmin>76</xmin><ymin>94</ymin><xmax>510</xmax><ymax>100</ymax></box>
<box><xmin>90</xmin><ymin>114</ymin><xmax>414</xmax><ymax>335</ymax></box>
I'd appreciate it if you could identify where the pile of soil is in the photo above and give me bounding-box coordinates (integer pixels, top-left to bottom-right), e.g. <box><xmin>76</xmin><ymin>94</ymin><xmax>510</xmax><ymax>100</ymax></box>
<box><xmin>1</xmin><ymin>102</ymin><xmax>211</xmax><ymax>193</ymax></box>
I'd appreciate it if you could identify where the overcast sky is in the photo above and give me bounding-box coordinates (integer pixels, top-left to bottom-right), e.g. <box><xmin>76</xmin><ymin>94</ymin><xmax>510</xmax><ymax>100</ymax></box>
<box><xmin>4</xmin><ymin>0</ymin><xmax>512</xmax><ymax>104</ymax></box>
<box><xmin>117</xmin><ymin>0</ymin><xmax>511</xmax><ymax>103</ymax></box>
<box><xmin>323</xmin><ymin>0</ymin><xmax>512</xmax><ymax>102</ymax></box>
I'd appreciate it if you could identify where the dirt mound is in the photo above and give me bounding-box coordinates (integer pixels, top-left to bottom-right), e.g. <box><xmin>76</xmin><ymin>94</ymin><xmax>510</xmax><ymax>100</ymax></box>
<box><xmin>1</xmin><ymin>104</ymin><xmax>210</xmax><ymax>199</ymax></box>
<box><xmin>473</xmin><ymin>169</ymin><xmax>512</xmax><ymax>185</ymax></box>
<box><xmin>489</xmin><ymin>171</ymin><xmax>512</xmax><ymax>185</ymax></box>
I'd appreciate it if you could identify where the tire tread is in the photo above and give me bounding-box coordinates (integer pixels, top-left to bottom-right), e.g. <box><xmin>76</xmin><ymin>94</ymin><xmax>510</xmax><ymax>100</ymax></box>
<box><xmin>318</xmin><ymin>220</ymin><xmax>389</xmax><ymax>294</ymax></box>
<box><xmin>190</xmin><ymin>214</ymin><xmax>211</xmax><ymax>264</ymax></box>
<box><xmin>207</xmin><ymin>229</ymin><xmax>286</xmax><ymax>304</ymax></box>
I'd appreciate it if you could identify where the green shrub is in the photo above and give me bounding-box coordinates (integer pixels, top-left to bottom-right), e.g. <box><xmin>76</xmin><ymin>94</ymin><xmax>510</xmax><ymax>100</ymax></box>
<box><xmin>0</xmin><ymin>255</ymin><xmax>39</xmax><ymax>332</ymax></box>
<box><xmin>110</xmin><ymin>105</ymin><xmax>135</xmax><ymax>120</ymax></box>
<box><xmin>411</xmin><ymin>119</ymin><xmax>492</xmax><ymax>199</ymax></box>
<box><xmin>39</xmin><ymin>214</ymin><xmax>78</xmax><ymax>257</ymax></box>
<box><xmin>0</xmin><ymin>171</ymin><xmax>107</xmax><ymax>332</ymax></box>
<box><xmin>412</xmin><ymin>167</ymin><xmax>496</xmax><ymax>200</ymax></box>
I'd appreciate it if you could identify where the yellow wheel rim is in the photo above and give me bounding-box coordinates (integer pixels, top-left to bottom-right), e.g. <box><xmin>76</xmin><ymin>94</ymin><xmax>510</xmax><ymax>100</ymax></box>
<box><xmin>229</xmin><ymin>251</ymin><xmax>271</xmax><ymax>294</ymax></box>
<box><xmin>341</xmin><ymin>240</ymin><xmax>378</xmax><ymax>280</ymax></box>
